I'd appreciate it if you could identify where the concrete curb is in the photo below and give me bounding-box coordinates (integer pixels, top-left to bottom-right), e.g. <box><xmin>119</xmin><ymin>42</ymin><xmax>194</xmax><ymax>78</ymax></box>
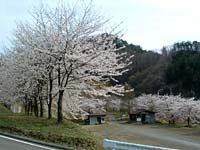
<box><xmin>0</xmin><ymin>131</ymin><xmax>74</xmax><ymax>150</ymax></box>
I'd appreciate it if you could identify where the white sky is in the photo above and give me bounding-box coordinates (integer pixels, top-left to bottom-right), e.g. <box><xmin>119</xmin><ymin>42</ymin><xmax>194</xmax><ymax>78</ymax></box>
<box><xmin>1</xmin><ymin>0</ymin><xmax>200</xmax><ymax>51</ymax></box>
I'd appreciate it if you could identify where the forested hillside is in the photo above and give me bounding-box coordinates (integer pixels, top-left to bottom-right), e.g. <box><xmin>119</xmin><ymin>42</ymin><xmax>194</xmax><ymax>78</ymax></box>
<box><xmin>118</xmin><ymin>40</ymin><xmax>200</xmax><ymax>98</ymax></box>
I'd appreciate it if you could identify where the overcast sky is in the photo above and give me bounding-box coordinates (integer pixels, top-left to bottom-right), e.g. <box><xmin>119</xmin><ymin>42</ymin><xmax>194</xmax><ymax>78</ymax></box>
<box><xmin>1</xmin><ymin>0</ymin><xmax>200</xmax><ymax>52</ymax></box>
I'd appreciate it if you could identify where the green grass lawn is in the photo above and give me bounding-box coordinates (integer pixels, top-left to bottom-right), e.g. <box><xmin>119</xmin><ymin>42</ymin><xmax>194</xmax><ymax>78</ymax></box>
<box><xmin>0</xmin><ymin>105</ymin><xmax>102</xmax><ymax>150</ymax></box>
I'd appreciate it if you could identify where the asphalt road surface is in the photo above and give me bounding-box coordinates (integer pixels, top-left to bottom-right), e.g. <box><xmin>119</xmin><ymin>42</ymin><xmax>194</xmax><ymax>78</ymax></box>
<box><xmin>84</xmin><ymin>121</ymin><xmax>200</xmax><ymax>150</ymax></box>
<box><xmin>0</xmin><ymin>135</ymin><xmax>57</xmax><ymax>150</ymax></box>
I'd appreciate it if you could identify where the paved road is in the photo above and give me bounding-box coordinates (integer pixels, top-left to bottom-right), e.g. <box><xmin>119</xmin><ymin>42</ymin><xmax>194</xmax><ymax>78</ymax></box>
<box><xmin>84</xmin><ymin>122</ymin><xmax>200</xmax><ymax>150</ymax></box>
<box><xmin>0</xmin><ymin>135</ymin><xmax>57</xmax><ymax>150</ymax></box>
<box><xmin>113</xmin><ymin>122</ymin><xmax>200</xmax><ymax>150</ymax></box>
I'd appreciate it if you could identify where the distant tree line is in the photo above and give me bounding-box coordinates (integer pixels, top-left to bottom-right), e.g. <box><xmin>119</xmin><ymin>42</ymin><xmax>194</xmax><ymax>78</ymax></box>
<box><xmin>117</xmin><ymin>40</ymin><xmax>200</xmax><ymax>98</ymax></box>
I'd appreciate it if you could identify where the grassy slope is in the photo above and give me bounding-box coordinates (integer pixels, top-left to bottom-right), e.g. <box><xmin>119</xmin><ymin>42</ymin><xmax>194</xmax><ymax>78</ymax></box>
<box><xmin>0</xmin><ymin>105</ymin><xmax>102</xmax><ymax>150</ymax></box>
<box><xmin>0</xmin><ymin>104</ymin><xmax>11</xmax><ymax>114</ymax></box>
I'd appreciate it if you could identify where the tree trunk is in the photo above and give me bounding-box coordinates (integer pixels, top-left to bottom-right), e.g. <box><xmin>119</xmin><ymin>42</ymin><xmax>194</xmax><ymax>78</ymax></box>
<box><xmin>48</xmin><ymin>98</ymin><xmax>52</xmax><ymax>119</ymax></box>
<box><xmin>57</xmin><ymin>90</ymin><xmax>64</xmax><ymax>123</ymax></box>
<box><xmin>24</xmin><ymin>103</ymin><xmax>28</xmax><ymax>115</ymax></box>
<box><xmin>27</xmin><ymin>101</ymin><xmax>31</xmax><ymax>116</ymax></box>
<box><xmin>30</xmin><ymin>99</ymin><xmax>33</xmax><ymax>116</ymax></box>
<box><xmin>187</xmin><ymin>117</ymin><xmax>190</xmax><ymax>127</ymax></box>
<box><xmin>24</xmin><ymin>94</ymin><xmax>28</xmax><ymax>115</ymax></box>
<box><xmin>24</xmin><ymin>102</ymin><xmax>28</xmax><ymax>115</ymax></box>
<box><xmin>48</xmin><ymin>72</ymin><xmax>53</xmax><ymax>119</ymax></box>
<box><xmin>168</xmin><ymin>120</ymin><xmax>171</xmax><ymax>125</ymax></box>
<box><xmin>39</xmin><ymin>96</ymin><xmax>43</xmax><ymax>117</ymax></box>
<box><xmin>172</xmin><ymin>119</ymin><xmax>175</xmax><ymax>125</ymax></box>
<box><xmin>34</xmin><ymin>97</ymin><xmax>38</xmax><ymax>117</ymax></box>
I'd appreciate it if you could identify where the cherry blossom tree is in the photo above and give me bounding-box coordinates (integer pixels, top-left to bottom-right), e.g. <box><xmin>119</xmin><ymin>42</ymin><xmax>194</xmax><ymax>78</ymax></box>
<box><xmin>134</xmin><ymin>94</ymin><xmax>200</xmax><ymax>126</ymax></box>
<box><xmin>5</xmin><ymin>1</ymin><xmax>133</xmax><ymax>123</ymax></box>
<box><xmin>0</xmin><ymin>29</ymin><xmax>49</xmax><ymax>116</ymax></box>
<box><xmin>176</xmin><ymin>98</ymin><xmax>200</xmax><ymax>126</ymax></box>
<box><xmin>156</xmin><ymin>95</ymin><xmax>183</xmax><ymax>125</ymax></box>
<box><xmin>135</xmin><ymin>94</ymin><xmax>158</xmax><ymax>111</ymax></box>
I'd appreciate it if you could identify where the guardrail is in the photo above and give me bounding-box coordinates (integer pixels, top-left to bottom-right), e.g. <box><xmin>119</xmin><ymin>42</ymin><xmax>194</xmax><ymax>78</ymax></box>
<box><xmin>103</xmin><ymin>139</ymin><xmax>178</xmax><ymax>150</ymax></box>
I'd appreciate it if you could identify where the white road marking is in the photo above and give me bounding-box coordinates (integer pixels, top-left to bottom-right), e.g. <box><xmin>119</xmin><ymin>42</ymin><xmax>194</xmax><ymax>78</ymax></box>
<box><xmin>0</xmin><ymin>134</ymin><xmax>57</xmax><ymax>150</ymax></box>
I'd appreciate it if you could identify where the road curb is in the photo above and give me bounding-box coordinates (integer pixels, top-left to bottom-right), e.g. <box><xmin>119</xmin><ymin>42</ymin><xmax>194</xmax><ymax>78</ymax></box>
<box><xmin>0</xmin><ymin>131</ymin><xmax>74</xmax><ymax>150</ymax></box>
